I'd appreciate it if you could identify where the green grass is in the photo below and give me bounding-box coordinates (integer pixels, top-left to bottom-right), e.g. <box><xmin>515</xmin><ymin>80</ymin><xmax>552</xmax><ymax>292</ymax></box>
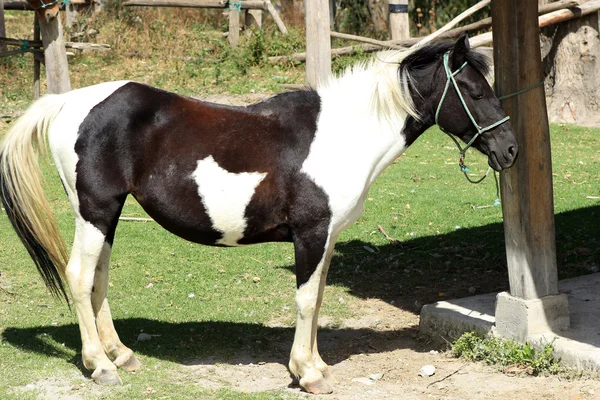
<box><xmin>452</xmin><ymin>332</ymin><xmax>564</xmax><ymax>376</ymax></box>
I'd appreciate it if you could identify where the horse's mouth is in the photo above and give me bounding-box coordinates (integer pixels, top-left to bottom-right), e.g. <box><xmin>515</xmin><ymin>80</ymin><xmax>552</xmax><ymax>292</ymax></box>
<box><xmin>487</xmin><ymin>153</ymin><xmax>503</xmax><ymax>172</ymax></box>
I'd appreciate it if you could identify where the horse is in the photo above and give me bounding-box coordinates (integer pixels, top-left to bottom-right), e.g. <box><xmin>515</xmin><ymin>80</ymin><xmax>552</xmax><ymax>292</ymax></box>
<box><xmin>0</xmin><ymin>35</ymin><xmax>517</xmax><ymax>394</ymax></box>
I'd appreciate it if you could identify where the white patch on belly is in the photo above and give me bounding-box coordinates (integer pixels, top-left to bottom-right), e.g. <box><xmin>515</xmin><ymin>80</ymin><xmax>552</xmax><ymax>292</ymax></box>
<box><xmin>191</xmin><ymin>156</ymin><xmax>267</xmax><ymax>246</ymax></box>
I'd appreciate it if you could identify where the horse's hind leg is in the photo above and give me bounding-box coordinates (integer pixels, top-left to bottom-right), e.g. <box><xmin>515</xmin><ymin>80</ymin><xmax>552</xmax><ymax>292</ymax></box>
<box><xmin>91</xmin><ymin>241</ymin><xmax>141</xmax><ymax>371</ymax></box>
<box><xmin>65</xmin><ymin>221</ymin><xmax>121</xmax><ymax>385</ymax></box>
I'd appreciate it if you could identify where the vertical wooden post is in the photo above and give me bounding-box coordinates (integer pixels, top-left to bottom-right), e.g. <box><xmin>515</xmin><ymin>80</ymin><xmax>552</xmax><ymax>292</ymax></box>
<box><xmin>0</xmin><ymin>0</ymin><xmax>6</xmax><ymax>53</ymax></box>
<box><xmin>305</xmin><ymin>0</ymin><xmax>331</xmax><ymax>87</ymax></box>
<box><xmin>33</xmin><ymin>14</ymin><xmax>41</xmax><ymax>99</ymax></box>
<box><xmin>329</xmin><ymin>0</ymin><xmax>336</xmax><ymax>28</ymax></box>
<box><xmin>492</xmin><ymin>0</ymin><xmax>569</xmax><ymax>341</ymax></box>
<box><xmin>228</xmin><ymin>1</ymin><xmax>240</xmax><ymax>47</ymax></box>
<box><xmin>389</xmin><ymin>0</ymin><xmax>409</xmax><ymax>40</ymax></box>
<box><xmin>244</xmin><ymin>9</ymin><xmax>262</xmax><ymax>29</ymax></box>
<box><xmin>65</xmin><ymin>4</ymin><xmax>78</xmax><ymax>30</ymax></box>
<box><xmin>39</xmin><ymin>16</ymin><xmax>71</xmax><ymax>94</ymax></box>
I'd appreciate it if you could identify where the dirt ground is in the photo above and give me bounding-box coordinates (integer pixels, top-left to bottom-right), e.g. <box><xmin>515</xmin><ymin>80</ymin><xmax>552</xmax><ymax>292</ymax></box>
<box><xmin>172</xmin><ymin>298</ymin><xmax>599</xmax><ymax>400</ymax></box>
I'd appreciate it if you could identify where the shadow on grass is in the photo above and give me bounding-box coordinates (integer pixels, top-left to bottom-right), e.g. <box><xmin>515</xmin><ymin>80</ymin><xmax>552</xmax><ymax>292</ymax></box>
<box><xmin>304</xmin><ymin>204</ymin><xmax>600</xmax><ymax>313</ymax></box>
<box><xmin>2</xmin><ymin>319</ymin><xmax>421</xmax><ymax>371</ymax></box>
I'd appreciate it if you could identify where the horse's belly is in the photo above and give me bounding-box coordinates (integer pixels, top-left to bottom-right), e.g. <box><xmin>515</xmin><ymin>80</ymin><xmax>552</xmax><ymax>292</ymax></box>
<box><xmin>134</xmin><ymin>156</ymin><xmax>290</xmax><ymax>247</ymax></box>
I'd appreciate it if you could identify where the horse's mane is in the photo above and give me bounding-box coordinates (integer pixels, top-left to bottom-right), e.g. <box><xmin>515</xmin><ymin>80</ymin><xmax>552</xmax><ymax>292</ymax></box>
<box><xmin>399</xmin><ymin>41</ymin><xmax>490</xmax><ymax>77</ymax></box>
<box><xmin>321</xmin><ymin>41</ymin><xmax>490</xmax><ymax>124</ymax></box>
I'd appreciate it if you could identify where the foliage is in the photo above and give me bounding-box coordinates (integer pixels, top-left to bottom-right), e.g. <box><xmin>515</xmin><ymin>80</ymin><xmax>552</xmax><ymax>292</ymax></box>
<box><xmin>452</xmin><ymin>332</ymin><xmax>565</xmax><ymax>376</ymax></box>
<box><xmin>337</xmin><ymin>0</ymin><xmax>372</xmax><ymax>36</ymax></box>
<box><xmin>410</xmin><ymin>0</ymin><xmax>491</xmax><ymax>36</ymax></box>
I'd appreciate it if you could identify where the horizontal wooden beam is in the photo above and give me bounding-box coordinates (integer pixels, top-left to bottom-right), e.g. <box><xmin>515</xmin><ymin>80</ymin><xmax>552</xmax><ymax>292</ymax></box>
<box><xmin>122</xmin><ymin>0</ymin><xmax>287</xmax><ymax>33</ymax></box>
<box><xmin>434</xmin><ymin>0</ymin><xmax>581</xmax><ymax>40</ymax></box>
<box><xmin>3</xmin><ymin>1</ymin><xmax>32</xmax><ymax>10</ymax></box>
<box><xmin>0</xmin><ymin>36</ymin><xmax>110</xmax><ymax>51</ymax></box>
<box><xmin>122</xmin><ymin>0</ymin><xmax>268</xmax><ymax>9</ymax></box>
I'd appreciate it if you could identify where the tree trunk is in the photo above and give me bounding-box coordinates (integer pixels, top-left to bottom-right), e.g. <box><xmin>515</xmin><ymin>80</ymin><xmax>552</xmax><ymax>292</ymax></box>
<box><xmin>540</xmin><ymin>0</ymin><xmax>600</xmax><ymax>125</ymax></box>
<box><xmin>368</xmin><ymin>0</ymin><xmax>388</xmax><ymax>35</ymax></box>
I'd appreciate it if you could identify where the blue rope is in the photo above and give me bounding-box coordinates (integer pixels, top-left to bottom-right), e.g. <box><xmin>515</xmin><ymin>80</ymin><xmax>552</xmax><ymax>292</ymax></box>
<box><xmin>228</xmin><ymin>1</ymin><xmax>242</xmax><ymax>12</ymax></box>
<box><xmin>31</xmin><ymin>0</ymin><xmax>60</xmax><ymax>10</ymax></box>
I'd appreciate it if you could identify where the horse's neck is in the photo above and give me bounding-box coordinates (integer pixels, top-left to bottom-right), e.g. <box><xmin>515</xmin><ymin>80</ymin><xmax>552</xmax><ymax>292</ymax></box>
<box><xmin>300</xmin><ymin>74</ymin><xmax>411</xmax><ymax>231</ymax></box>
<box><xmin>315</xmin><ymin>71</ymin><xmax>411</xmax><ymax>182</ymax></box>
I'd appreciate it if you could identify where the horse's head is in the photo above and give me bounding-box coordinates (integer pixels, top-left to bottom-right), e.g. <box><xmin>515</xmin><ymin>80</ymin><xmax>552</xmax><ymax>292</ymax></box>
<box><xmin>434</xmin><ymin>35</ymin><xmax>518</xmax><ymax>171</ymax></box>
<box><xmin>27</xmin><ymin>0</ymin><xmax>61</xmax><ymax>23</ymax></box>
<box><xmin>402</xmin><ymin>35</ymin><xmax>518</xmax><ymax>171</ymax></box>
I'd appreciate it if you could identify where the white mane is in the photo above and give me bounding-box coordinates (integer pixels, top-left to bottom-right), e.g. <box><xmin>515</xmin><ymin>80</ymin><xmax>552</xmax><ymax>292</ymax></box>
<box><xmin>316</xmin><ymin>48</ymin><xmax>421</xmax><ymax>122</ymax></box>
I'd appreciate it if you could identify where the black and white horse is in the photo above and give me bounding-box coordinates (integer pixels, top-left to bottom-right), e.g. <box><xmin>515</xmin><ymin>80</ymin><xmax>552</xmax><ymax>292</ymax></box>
<box><xmin>0</xmin><ymin>36</ymin><xmax>517</xmax><ymax>394</ymax></box>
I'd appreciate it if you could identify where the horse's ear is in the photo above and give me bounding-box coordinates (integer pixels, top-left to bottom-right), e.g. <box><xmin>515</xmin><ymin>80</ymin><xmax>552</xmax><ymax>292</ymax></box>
<box><xmin>452</xmin><ymin>33</ymin><xmax>470</xmax><ymax>70</ymax></box>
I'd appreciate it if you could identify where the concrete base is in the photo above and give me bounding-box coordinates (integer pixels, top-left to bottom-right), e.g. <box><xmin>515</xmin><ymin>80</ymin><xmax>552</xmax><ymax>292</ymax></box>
<box><xmin>495</xmin><ymin>291</ymin><xmax>570</xmax><ymax>342</ymax></box>
<box><xmin>419</xmin><ymin>273</ymin><xmax>600</xmax><ymax>375</ymax></box>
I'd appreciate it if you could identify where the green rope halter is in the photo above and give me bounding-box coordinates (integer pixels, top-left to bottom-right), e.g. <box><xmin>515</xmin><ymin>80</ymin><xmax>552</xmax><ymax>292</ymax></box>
<box><xmin>435</xmin><ymin>51</ymin><xmax>511</xmax><ymax>204</ymax></box>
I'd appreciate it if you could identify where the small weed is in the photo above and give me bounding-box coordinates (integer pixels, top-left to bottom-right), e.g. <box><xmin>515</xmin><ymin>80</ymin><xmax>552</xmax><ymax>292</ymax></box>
<box><xmin>452</xmin><ymin>332</ymin><xmax>564</xmax><ymax>376</ymax></box>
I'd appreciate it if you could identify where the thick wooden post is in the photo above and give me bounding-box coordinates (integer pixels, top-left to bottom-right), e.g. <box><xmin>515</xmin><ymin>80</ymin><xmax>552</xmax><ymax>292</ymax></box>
<box><xmin>492</xmin><ymin>0</ymin><xmax>569</xmax><ymax>341</ymax></box>
<box><xmin>39</xmin><ymin>16</ymin><xmax>71</xmax><ymax>93</ymax></box>
<box><xmin>305</xmin><ymin>0</ymin><xmax>331</xmax><ymax>87</ymax></box>
<box><xmin>389</xmin><ymin>0</ymin><xmax>409</xmax><ymax>40</ymax></box>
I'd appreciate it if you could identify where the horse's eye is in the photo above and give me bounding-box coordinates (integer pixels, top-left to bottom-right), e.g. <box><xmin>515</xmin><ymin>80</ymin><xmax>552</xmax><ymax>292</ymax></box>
<box><xmin>472</xmin><ymin>93</ymin><xmax>484</xmax><ymax>100</ymax></box>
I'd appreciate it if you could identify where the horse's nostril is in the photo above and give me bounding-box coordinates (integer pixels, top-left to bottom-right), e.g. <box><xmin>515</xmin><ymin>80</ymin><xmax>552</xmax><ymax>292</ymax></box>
<box><xmin>508</xmin><ymin>145</ymin><xmax>517</xmax><ymax>159</ymax></box>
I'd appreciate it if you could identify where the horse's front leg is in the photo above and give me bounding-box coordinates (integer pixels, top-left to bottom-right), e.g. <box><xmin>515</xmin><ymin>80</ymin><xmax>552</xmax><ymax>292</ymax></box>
<box><xmin>289</xmin><ymin>232</ymin><xmax>336</xmax><ymax>394</ymax></box>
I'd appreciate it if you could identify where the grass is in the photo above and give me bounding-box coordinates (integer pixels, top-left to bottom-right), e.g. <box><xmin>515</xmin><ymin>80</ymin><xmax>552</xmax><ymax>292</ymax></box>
<box><xmin>451</xmin><ymin>332</ymin><xmax>565</xmax><ymax>376</ymax></box>
<box><xmin>1</xmin><ymin>7</ymin><xmax>600</xmax><ymax>399</ymax></box>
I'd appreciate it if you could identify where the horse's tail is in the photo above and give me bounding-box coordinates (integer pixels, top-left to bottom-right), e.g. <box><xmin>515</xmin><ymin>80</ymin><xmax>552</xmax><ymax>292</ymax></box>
<box><xmin>0</xmin><ymin>94</ymin><xmax>70</xmax><ymax>302</ymax></box>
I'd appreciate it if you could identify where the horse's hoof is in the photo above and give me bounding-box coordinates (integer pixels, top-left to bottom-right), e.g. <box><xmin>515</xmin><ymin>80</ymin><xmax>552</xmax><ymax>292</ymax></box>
<box><xmin>321</xmin><ymin>368</ymin><xmax>337</xmax><ymax>383</ymax></box>
<box><xmin>301</xmin><ymin>377</ymin><xmax>334</xmax><ymax>394</ymax></box>
<box><xmin>91</xmin><ymin>368</ymin><xmax>122</xmax><ymax>386</ymax></box>
<box><xmin>114</xmin><ymin>353</ymin><xmax>141</xmax><ymax>372</ymax></box>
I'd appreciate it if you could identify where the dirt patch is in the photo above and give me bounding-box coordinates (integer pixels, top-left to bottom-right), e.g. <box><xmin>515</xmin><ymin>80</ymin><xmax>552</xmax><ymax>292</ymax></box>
<box><xmin>12</xmin><ymin>374</ymin><xmax>100</xmax><ymax>400</ymax></box>
<box><xmin>176</xmin><ymin>298</ymin><xmax>600</xmax><ymax>399</ymax></box>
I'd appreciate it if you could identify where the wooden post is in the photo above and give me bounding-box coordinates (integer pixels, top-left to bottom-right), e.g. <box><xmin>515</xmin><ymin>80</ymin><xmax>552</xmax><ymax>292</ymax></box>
<box><xmin>65</xmin><ymin>3</ymin><xmax>78</xmax><ymax>29</ymax></box>
<box><xmin>39</xmin><ymin>15</ymin><xmax>71</xmax><ymax>94</ymax></box>
<box><xmin>389</xmin><ymin>0</ymin><xmax>409</xmax><ymax>40</ymax></box>
<box><xmin>33</xmin><ymin>14</ymin><xmax>40</xmax><ymax>99</ymax></box>
<box><xmin>305</xmin><ymin>0</ymin><xmax>331</xmax><ymax>87</ymax></box>
<box><xmin>329</xmin><ymin>0</ymin><xmax>336</xmax><ymax>28</ymax></box>
<box><xmin>228</xmin><ymin>1</ymin><xmax>240</xmax><ymax>47</ymax></box>
<box><xmin>0</xmin><ymin>0</ymin><xmax>6</xmax><ymax>53</ymax></box>
<box><xmin>244</xmin><ymin>9</ymin><xmax>262</xmax><ymax>29</ymax></box>
<box><xmin>491</xmin><ymin>0</ymin><xmax>569</xmax><ymax>341</ymax></box>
